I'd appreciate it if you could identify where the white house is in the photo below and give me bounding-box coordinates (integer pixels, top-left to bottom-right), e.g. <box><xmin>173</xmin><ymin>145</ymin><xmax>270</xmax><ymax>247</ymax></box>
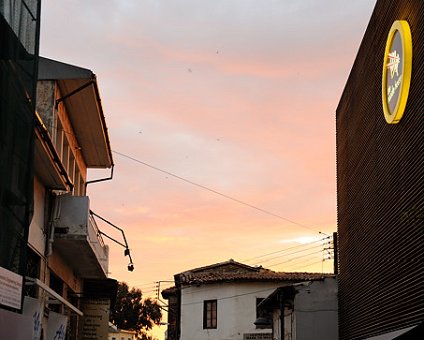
<box><xmin>162</xmin><ymin>259</ymin><xmax>330</xmax><ymax>340</ymax></box>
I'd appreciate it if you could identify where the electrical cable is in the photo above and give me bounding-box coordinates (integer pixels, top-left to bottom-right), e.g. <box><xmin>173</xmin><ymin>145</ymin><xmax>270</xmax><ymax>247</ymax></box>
<box><xmin>181</xmin><ymin>287</ymin><xmax>278</xmax><ymax>306</ymax></box>
<box><xmin>113</xmin><ymin>150</ymin><xmax>326</xmax><ymax>234</ymax></box>
<box><xmin>243</xmin><ymin>236</ymin><xmax>330</xmax><ymax>262</ymax></box>
<box><xmin>266</xmin><ymin>249</ymin><xmax>325</xmax><ymax>268</ymax></box>
<box><xmin>249</xmin><ymin>241</ymin><xmax>331</xmax><ymax>265</ymax></box>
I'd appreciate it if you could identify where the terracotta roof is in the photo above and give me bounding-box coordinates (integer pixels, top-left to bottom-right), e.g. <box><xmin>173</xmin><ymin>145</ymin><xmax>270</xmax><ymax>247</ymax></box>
<box><xmin>161</xmin><ymin>286</ymin><xmax>177</xmax><ymax>298</ymax></box>
<box><xmin>175</xmin><ymin>259</ymin><xmax>331</xmax><ymax>286</ymax></box>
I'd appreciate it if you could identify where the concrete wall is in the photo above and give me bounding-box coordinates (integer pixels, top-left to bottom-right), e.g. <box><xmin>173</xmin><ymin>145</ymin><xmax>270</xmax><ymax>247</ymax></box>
<box><xmin>293</xmin><ymin>278</ymin><xmax>338</xmax><ymax>340</ymax></box>
<box><xmin>180</xmin><ymin>281</ymin><xmax>279</xmax><ymax>340</ymax></box>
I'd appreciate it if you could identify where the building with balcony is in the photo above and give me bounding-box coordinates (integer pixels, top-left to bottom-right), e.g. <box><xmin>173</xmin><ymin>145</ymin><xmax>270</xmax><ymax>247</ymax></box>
<box><xmin>0</xmin><ymin>1</ymin><xmax>41</xmax><ymax>337</ymax></box>
<box><xmin>21</xmin><ymin>56</ymin><xmax>118</xmax><ymax>339</ymax></box>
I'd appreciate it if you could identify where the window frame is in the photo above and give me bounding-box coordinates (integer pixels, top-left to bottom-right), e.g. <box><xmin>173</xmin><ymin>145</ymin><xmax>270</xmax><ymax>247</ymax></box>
<box><xmin>203</xmin><ymin>299</ymin><xmax>217</xmax><ymax>329</ymax></box>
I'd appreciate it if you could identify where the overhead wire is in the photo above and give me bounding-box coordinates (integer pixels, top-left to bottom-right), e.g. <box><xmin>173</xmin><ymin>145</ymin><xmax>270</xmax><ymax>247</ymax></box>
<box><xmin>244</xmin><ymin>236</ymin><xmax>330</xmax><ymax>264</ymax></box>
<box><xmin>267</xmin><ymin>249</ymin><xmax>328</xmax><ymax>267</ymax></box>
<box><xmin>243</xmin><ymin>236</ymin><xmax>330</xmax><ymax>262</ymax></box>
<box><xmin>113</xmin><ymin>150</ymin><xmax>327</xmax><ymax>234</ymax></box>
<box><xmin>253</xmin><ymin>243</ymin><xmax>328</xmax><ymax>265</ymax></box>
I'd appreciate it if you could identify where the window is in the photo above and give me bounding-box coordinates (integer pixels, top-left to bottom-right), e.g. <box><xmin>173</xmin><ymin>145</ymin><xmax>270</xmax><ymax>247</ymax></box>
<box><xmin>203</xmin><ymin>300</ymin><xmax>217</xmax><ymax>329</ymax></box>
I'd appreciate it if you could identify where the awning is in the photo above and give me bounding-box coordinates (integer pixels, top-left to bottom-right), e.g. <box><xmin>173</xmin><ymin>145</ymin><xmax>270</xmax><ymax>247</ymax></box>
<box><xmin>25</xmin><ymin>277</ymin><xmax>83</xmax><ymax>316</ymax></box>
<box><xmin>38</xmin><ymin>57</ymin><xmax>113</xmax><ymax>169</ymax></box>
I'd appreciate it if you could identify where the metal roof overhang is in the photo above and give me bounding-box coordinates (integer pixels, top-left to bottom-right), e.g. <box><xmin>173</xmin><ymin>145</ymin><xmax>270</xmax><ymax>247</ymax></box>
<box><xmin>35</xmin><ymin>129</ymin><xmax>68</xmax><ymax>190</ymax></box>
<box><xmin>34</xmin><ymin>113</ymin><xmax>70</xmax><ymax>190</ymax></box>
<box><xmin>38</xmin><ymin>57</ymin><xmax>113</xmax><ymax>168</ymax></box>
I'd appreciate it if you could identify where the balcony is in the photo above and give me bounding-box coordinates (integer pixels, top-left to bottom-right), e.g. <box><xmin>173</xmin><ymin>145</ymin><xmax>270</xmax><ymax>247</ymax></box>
<box><xmin>53</xmin><ymin>195</ymin><xmax>109</xmax><ymax>279</ymax></box>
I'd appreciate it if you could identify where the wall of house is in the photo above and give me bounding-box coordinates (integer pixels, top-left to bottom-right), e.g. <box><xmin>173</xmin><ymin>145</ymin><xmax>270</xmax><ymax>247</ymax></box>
<box><xmin>293</xmin><ymin>278</ymin><xmax>338</xmax><ymax>340</ymax></box>
<box><xmin>180</xmin><ymin>281</ymin><xmax>280</xmax><ymax>340</ymax></box>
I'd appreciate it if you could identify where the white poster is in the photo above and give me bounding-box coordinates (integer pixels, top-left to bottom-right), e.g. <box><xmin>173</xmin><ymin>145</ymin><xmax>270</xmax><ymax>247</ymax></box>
<box><xmin>0</xmin><ymin>307</ymin><xmax>33</xmax><ymax>339</ymax></box>
<box><xmin>46</xmin><ymin>311</ymin><xmax>68</xmax><ymax>340</ymax></box>
<box><xmin>0</xmin><ymin>266</ymin><xmax>23</xmax><ymax>309</ymax></box>
<box><xmin>79</xmin><ymin>298</ymin><xmax>110</xmax><ymax>340</ymax></box>
<box><xmin>23</xmin><ymin>296</ymin><xmax>45</xmax><ymax>340</ymax></box>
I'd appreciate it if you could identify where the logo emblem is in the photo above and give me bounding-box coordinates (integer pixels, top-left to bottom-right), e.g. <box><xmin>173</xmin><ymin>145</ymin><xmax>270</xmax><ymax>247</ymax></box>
<box><xmin>387</xmin><ymin>51</ymin><xmax>400</xmax><ymax>79</ymax></box>
<box><xmin>382</xmin><ymin>20</ymin><xmax>412</xmax><ymax>124</ymax></box>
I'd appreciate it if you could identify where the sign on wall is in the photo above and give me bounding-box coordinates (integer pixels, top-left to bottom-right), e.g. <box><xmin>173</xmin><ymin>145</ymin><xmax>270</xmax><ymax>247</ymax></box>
<box><xmin>0</xmin><ymin>266</ymin><xmax>23</xmax><ymax>310</ymax></box>
<box><xmin>23</xmin><ymin>296</ymin><xmax>45</xmax><ymax>340</ymax></box>
<box><xmin>243</xmin><ymin>333</ymin><xmax>272</xmax><ymax>340</ymax></box>
<box><xmin>46</xmin><ymin>311</ymin><xmax>68</xmax><ymax>340</ymax></box>
<box><xmin>79</xmin><ymin>298</ymin><xmax>110</xmax><ymax>340</ymax></box>
<box><xmin>382</xmin><ymin>20</ymin><xmax>413</xmax><ymax>124</ymax></box>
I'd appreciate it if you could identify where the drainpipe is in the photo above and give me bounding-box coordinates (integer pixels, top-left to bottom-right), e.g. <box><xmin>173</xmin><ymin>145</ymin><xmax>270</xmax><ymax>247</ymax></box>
<box><xmin>46</xmin><ymin>194</ymin><xmax>61</xmax><ymax>257</ymax></box>
<box><xmin>85</xmin><ymin>165</ymin><xmax>114</xmax><ymax>189</ymax></box>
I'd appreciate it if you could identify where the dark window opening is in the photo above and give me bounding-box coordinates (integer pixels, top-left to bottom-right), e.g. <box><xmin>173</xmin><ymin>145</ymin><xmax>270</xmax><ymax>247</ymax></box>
<box><xmin>256</xmin><ymin>297</ymin><xmax>272</xmax><ymax>329</ymax></box>
<box><xmin>49</xmin><ymin>272</ymin><xmax>64</xmax><ymax>313</ymax></box>
<box><xmin>24</xmin><ymin>247</ymin><xmax>40</xmax><ymax>297</ymax></box>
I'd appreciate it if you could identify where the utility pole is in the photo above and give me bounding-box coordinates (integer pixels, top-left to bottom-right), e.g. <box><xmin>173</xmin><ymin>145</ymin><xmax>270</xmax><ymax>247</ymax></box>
<box><xmin>333</xmin><ymin>232</ymin><xmax>338</xmax><ymax>275</ymax></box>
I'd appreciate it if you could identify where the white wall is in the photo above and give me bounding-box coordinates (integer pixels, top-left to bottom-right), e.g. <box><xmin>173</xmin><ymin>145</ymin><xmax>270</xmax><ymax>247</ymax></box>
<box><xmin>293</xmin><ymin>278</ymin><xmax>338</xmax><ymax>340</ymax></box>
<box><xmin>180</xmin><ymin>281</ymin><xmax>280</xmax><ymax>340</ymax></box>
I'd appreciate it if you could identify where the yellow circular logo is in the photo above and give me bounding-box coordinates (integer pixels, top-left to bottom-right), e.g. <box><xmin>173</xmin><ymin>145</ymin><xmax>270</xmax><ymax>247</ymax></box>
<box><xmin>382</xmin><ymin>20</ymin><xmax>413</xmax><ymax>124</ymax></box>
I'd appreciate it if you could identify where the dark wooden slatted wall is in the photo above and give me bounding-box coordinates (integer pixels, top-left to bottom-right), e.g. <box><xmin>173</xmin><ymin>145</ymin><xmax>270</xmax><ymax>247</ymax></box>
<box><xmin>336</xmin><ymin>0</ymin><xmax>424</xmax><ymax>338</ymax></box>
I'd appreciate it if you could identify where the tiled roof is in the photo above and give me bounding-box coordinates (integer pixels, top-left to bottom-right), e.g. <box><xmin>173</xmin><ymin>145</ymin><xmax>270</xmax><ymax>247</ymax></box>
<box><xmin>178</xmin><ymin>269</ymin><xmax>329</xmax><ymax>285</ymax></box>
<box><xmin>161</xmin><ymin>286</ymin><xmax>177</xmax><ymax>298</ymax></box>
<box><xmin>175</xmin><ymin>259</ymin><xmax>331</xmax><ymax>286</ymax></box>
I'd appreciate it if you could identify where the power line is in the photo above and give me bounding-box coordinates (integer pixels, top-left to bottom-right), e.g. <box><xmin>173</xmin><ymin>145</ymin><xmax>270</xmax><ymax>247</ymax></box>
<box><xmin>252</xmin><ymin>243</ymin><xmax>329</xmax><ymax>265</ymax></box>
<box><xmin>266</xmin><ymin>249</ymin><xmax>325</xmax><ymax>268</ymax></box>
<box><xmin>244</xmin><ymin>236</ymin><xmax>330</xmax><ymax>263</ymax></box>
<box><xmin>181</xmin><ymin>287</ymin><xmax>277</xmax><ymax>306</ymax></box>
<box><xmin>113</xmin><ymin>150</ymin><xmax>325</xmax><ymax>234</ymax></box>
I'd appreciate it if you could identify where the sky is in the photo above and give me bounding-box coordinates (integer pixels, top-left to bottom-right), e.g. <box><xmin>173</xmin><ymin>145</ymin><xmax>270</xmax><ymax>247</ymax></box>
<box><xmin>40</xmin><ymin>0</ymin><xmax>375</xmax><ymax>336</ymax></box>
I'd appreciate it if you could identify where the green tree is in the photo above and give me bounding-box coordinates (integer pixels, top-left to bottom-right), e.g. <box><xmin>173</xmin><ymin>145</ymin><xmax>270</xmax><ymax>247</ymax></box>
<box><xmin>110</xmin><ymin>282</ymin><xmax>162</xmax><ymax>340</ymax></box>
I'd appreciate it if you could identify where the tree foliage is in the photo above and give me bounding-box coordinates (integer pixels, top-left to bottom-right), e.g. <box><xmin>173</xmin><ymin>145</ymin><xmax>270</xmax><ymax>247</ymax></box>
<box><xmin>110</xmin><ymin>282</ymin><xmax>162</xmax><ymax>340</ymax></box>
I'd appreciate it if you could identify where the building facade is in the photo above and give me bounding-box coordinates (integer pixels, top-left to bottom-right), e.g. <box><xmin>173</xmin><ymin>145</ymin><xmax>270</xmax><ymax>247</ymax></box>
<box><xmin>25</xmin><ymin>56</ymin><xmax>118</xmax><ymax>339</ymax></box>
<box><xmin>336</xmin><ymin>0</ymin><xmax>424</xmax><ymax>338</ymax></box>
<box><xmin>0</xmin><ymin>1</ymin><xmax>41</xmax><ymax>337</ymax></box>
<box><xmin>259</xmin><ymin>277</ymin><xmax>338</xmax><ymax>340</ymax></box>
<box><xmin>162</xmin><ymin>259</ymin><xmax>328</xmax><ymax>340</ymax></box>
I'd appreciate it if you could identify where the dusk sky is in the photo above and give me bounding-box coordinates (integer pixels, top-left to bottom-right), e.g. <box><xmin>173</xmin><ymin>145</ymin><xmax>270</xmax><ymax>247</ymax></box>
<box><xmin>40</xmin><ymin>0</ymin><xmax>376</xmax><ymax>333</ymax></box>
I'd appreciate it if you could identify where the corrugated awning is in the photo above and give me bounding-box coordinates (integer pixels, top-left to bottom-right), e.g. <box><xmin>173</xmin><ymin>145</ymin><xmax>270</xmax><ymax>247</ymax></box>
<box><xmin>38</xmin><ymin>57</ymin><xmax>113</xmax><ymax>168</ymax></box>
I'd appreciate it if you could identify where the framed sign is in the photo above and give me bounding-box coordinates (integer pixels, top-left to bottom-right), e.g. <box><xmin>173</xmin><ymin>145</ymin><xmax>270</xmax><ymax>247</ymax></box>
<box><xmin>382</xmin><ymin>20</ymin><xmax>412</xmax><ymax>124</ymax></box>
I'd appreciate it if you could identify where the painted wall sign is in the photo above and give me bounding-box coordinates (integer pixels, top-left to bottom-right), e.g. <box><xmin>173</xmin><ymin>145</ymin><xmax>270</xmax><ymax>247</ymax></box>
<box><xmin>0</xmin><ymin>266</ymin><xmax>23</xmax><ymax>310</ymax></box>
<box><xmin>382</xmin><ymin>20</ymin><xmax>412</xmax><ymax>124</ymax></box>
<box><xmin>243</xmin><ymin>333</ymin><xmax>272</xmax><ymax>340</ymax></box>
<box><xmin>79</xmin><ymin>298</ymin><xmax>110</xmax><ymax>340</ymax></box>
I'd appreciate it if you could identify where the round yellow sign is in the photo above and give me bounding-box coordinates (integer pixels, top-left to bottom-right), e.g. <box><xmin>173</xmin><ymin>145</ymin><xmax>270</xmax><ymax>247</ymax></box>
<box><xmin>382</xmin><ymin>20</ymin><xmax>412</xmax><ymax>124</ymax></box>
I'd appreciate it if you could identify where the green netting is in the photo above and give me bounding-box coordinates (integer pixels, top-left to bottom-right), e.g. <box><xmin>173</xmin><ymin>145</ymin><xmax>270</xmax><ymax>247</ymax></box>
<box><xmin>0</xmin><ymin>0</ymin><xmax>40</xmax><ymax>276</ymax></box>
